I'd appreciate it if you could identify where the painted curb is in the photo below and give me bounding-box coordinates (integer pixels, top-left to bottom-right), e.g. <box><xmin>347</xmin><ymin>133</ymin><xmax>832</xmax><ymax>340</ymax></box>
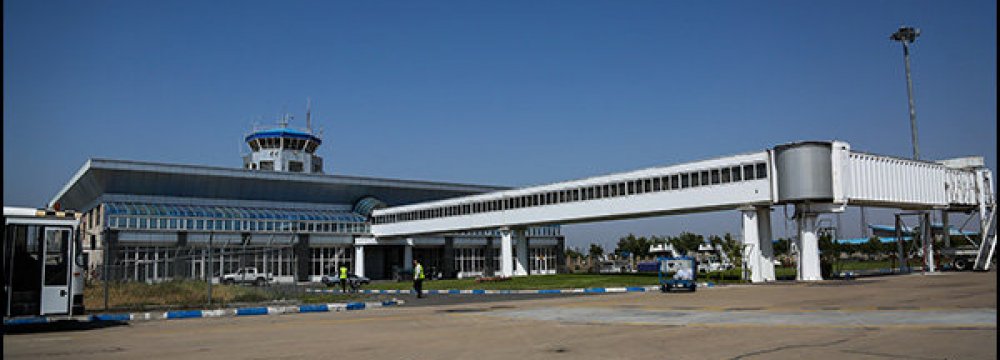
<box><xmin>3</xmin><ymin>299</ymin><xmax>404</xmax><ymax>326</ymax></box>
<box><xmin>305</xmin><ymin>283</ymin><xmax>717</xmax><ymax>296</ymax></box>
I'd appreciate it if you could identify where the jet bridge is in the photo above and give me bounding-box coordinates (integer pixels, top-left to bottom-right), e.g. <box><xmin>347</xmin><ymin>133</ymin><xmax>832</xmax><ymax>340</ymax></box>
<box><xmin>372</xmin><ymin>141</ymin><xmax>995</xmax><ymax>281</ymax></box>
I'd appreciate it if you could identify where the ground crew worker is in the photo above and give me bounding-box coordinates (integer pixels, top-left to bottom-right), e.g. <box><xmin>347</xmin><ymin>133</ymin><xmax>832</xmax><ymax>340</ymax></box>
<box><xmin>413</xmin><ymin>259</ymin><xmax>424</xmax><ymax>298</ymax></box>
<box><xmin>339</xmin><ymin>265</ymin><xmax>349</xmax><ymax>293</ymax></box>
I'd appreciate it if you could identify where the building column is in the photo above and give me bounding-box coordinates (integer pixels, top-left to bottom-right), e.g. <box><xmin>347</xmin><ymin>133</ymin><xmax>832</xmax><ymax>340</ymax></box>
<box><xmin>106</xmin><ymin>229</ymin><xmax>121</xmax><ymax>281</ymax></box>
<box><xmin>556</xmin><ymin>237</ymin><xmax>566</xmax><ymax>274</ymax></box>
<box><xmin>515</xmin><ymin>229</ymin><xmax>528</xmax><ymax>276</ymax></box>
<box><xmin>403</xmin><ymin>238</ymin><xmax>413</xmax><ymax>271</ymax></box>
<box><xmin>174</xmin><ymin>232</ymin><xmax>190</xmax><ymax>279</ymax></box>
<box><xmin>756</xmin><ymin>207</ymin><xmax>776</xmax><ymax>281</ymax></box>
<box><xmin>484</xmin><ymin>237</ymin><xmax>495</xmax><ymax>277</ymax></box>
<box><xmin>741</xmin><ymin>208</ymin><xmax>765</xmax><ymax>283</ymax></box>
<box><xmin>443</xmin><ymin>236</ymin><xmax>455</xmax><ymax>279</ymax></box>
<box><xmin>500</xmin><ymin>229</ymin><xmax>514</xmax><ymax>277</ymax></box>
<box><xmin>295</xmin><ymin>234</ymin><xmax>310</xmax><ymax>282</ymax></box>
<box><xmin>354</xmin><ymin>245</ymin><xmax>365</xmax><ymax>278</ymax></box>
<box><xmin>797</xmin><ymin>212</ymin><xmax>822</xmax><ymax>281</ymax></box>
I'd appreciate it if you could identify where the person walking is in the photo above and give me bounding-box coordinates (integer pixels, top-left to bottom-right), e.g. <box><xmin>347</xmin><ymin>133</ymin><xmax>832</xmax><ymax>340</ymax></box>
<box><xmin>413</xmin><ymin>259</ymin><xmax>424</xmax><ymax>298</ymax></box>
<box><xmin>339</xmin><ymin>265</ymin><xmax>349</xmax><ymax>293</ymax></box>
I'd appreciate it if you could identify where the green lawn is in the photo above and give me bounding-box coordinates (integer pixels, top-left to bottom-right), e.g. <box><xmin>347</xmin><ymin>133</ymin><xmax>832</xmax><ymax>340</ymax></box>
<box><xmin>365</xmin><ymin>273</ymin><xmax>665</xmax><ymax>290</ymax></box>
<box><xmin>832</xmin><ymin>260</ymin><xmax>895</xmax><ymax>271</ymax></box>
<box><xmin>376</xmin><ymin>261</ymin><xmax>895</xmax><ymax>291</ymax></box>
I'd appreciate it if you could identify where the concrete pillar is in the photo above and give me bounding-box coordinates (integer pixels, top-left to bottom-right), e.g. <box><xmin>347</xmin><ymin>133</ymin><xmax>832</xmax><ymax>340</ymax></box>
<box><xmin>354</xmin><ymin>245</ymin><xmax>365</xmax><ymax>278</ymax></box>
<box><xmin>941</xmin><ymin>210</ymin><xmax>951</xmax><ymax>249</ymax></box>
<box><xmin>500</xmin><ymin>229</ymin><xmax>514</xmax><ymax>277</ymax></box>
<box><xmin>515</xmin><ymin>229</ymin><xmax>528</xmax><ymax>276</ymax></box>
<box><xmin>174</xmin><ymin>232</ymin><xmax>191</xmax><ymax>279</ymax></box>
<box><xmin>797</xmin><ymin>213</ymin><xmax>822</xmax><ymax>281</ymax></box>
<box><xmin>757</xmin><ymin>207</ymin><xmax>776</xmax><ymax>281</ymax></box>
<box><xmin>295</xmin><ymin>234</ymin><xmax>310</xmax><ymax>282</ymax></box>
<box><xmin>106</xmin><ymin>230</ymin><xmax>121</xmax><ymax>281</ymax></box>
<box><xmin>403</xmin><ymin>239</ymin><xmax>413</xmax><ymax>271</ymax></box>
<box><xmin>923</xmin><ymin>212</ymin><xmax>936</xmax><ymax>272</ymax></box>
<box><xmin>443</xmin><ymin>236</ymin><xmax>455</xmax><ymax>278</ymax></box>
<box><xmin>556</xmin><ymin>237</ymin><xmax>566</xmax><ymax>274</ymax></box>
<box><xmin>741</xmin><ymin>209</ymin><xmax>764</xmax><ymax>283</ymax></box>
<box><xmin>484</xmin><ymin>237</ymin><xmax>494</xmax><ymax>277</ymax></box>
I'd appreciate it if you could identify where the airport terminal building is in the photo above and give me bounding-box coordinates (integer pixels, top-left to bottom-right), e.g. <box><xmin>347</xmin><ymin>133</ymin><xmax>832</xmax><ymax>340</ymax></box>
<box><xmin>50</xmin><ymin>123</ymin><xmax>564</xmax><ymax>283</ymax></box>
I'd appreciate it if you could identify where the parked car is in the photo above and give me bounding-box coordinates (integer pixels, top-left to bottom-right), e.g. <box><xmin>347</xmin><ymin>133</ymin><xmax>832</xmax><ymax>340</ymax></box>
<box><xmin>221</xmin><ymin>267</ymin><xmax>273</xmax><ymax>286</ymax></box>
<box><xmin>321</xmin><ymin>274</ymin><xmax>371</xmax><ymax>290</ymax></box>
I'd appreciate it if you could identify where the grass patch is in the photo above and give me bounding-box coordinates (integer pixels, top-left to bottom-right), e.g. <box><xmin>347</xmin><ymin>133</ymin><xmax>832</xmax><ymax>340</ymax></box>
<box><xmin>367</xmin><ymin>273</ymin><xmax>674</xmax><ymax>290</ymax></box>
<box><xmin>833</xmin><ymin>260</ymin><xmax>894</xmax><ymax>271</ymax></box>
<box><xmin>365</xmin><ymin>271</ymin><xmax>809</xmax><ymax>290</ymax></box>
<box><xmin>85</xmin><ymin>280</ymin><xmax>361</xmax><ymax>312</ymax></box>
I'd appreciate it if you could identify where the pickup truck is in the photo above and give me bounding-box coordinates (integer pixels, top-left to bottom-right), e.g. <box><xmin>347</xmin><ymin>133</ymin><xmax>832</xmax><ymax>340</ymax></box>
<box><xmin>221</xmin><ymin>267</ymin><xmax>273</xmax><ymax>286</ymax></box>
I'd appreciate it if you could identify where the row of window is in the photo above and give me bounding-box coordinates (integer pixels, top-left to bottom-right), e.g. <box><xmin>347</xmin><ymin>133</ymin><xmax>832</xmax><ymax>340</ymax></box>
<box><xmin>374</xmin><ymin>161</ymin><xmax>769</xmax><ymax>224</ymax></box>
<box><xmin>107</xmin><ymin>216</ymin><xmax>371</xmax><ymax>234</ymax></box>
<box><xmin>450</xmin><ymin>226</ymin><xmax>561</xmax><ymax>237</ymax></box>
<box><xmin>454</xmin><ymin>247</ymin><xmax>558</xmax><ymax>278</ymax></box>
<box><xmin>247</xmin><ymin>160</ymin><xmax>314</xmax><ymax>173</ymax></box>
<box><xmin>103</xmin><ymin>245</ymin><xmax>556</xmax><ymax>283</ymax></box>
<box><xmin>248</xmin><ymin>137</ymin><xmax>319</xmax><ymax>153</ymax></box>
<box><xmin>114</xmin><ymin>246</ymin><xmax>298</xmax><ymax>282</ymax></box>
<box><xmin>104</xmin><ymin>202</ymin><xmax>364</xmax><ymax>222</ymax></box>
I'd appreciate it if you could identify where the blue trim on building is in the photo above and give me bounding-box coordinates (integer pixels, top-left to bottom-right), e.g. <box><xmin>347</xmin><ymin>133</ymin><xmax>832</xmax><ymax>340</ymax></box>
<box><xmin>245</xmin><ymin>129</ymin><xmax>322</xmax><ymax>144</ymax></box>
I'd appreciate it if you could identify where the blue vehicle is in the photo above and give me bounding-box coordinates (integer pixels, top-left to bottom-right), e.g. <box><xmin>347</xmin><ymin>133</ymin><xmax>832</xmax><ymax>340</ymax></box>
<box><xmin>657</xmin><ymin>256</ymin><xmax>697</xmax><ymax>292</ymax></box>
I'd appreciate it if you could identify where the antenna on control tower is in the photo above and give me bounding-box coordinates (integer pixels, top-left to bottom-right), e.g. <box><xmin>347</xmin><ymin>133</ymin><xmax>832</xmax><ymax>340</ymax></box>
<box><xmin>306</xmin><ymin>97</ymin><xmax>312</xmax><ymax>132</ymax></box>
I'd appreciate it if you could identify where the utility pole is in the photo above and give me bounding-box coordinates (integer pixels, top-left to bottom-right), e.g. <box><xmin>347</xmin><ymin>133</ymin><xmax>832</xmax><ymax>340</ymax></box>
<box><xmin>890</xmin><ymin>26</ymin><xmax>921</xmax><ymax>160</ymax></box>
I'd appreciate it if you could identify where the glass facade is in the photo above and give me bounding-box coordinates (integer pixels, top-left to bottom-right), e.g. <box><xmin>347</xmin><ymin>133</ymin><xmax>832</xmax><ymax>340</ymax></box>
<box><xmin>81</xmin><ymin>202</ymin><xmax>561</xmax><ymax>283</ymax></box>
<box><xmin>104</xmin><ymin>202</ymin><xmax>369</xmax><ymax>234</ymax></box>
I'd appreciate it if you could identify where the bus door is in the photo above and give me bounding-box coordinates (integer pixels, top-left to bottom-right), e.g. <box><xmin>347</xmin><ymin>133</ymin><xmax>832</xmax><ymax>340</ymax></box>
<box><xmin>40</xmin><ymin>227</ymin><xmax>72</xmax><ymax>315</ymax></box>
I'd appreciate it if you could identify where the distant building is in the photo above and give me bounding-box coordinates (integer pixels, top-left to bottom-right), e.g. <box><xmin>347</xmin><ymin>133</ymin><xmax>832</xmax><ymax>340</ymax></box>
<box><xmin>50</xmin><ymin>115</ymin><xmax>563</xmax><ymax>283</ymax></box>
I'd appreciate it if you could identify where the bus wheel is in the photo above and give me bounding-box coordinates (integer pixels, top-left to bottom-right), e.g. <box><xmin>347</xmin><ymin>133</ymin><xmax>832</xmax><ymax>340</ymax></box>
<box><xmin>953</xmin><ymin>259</ymin><xmax>969</xmax><ymax>271</ymax></box>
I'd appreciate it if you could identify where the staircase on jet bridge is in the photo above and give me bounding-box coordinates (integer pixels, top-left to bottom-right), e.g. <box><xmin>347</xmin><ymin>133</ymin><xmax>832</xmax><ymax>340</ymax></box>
<box><xmin>973</xmin><ymin>201</ymin><xmax>996</xmax><ymax>271</ymax></box>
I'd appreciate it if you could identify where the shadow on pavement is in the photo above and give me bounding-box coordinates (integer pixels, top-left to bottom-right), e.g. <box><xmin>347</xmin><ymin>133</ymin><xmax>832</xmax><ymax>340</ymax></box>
<box><xmin>4</xmin><ymin>320</ymin><xmax>129</xmax><ymax>335</ymax></box>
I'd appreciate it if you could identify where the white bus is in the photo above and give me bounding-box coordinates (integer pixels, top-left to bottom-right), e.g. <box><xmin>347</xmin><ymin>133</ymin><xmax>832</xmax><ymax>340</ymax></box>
<box><xmin>4</xmin><ymin>207</ymin><xmax>85</xmax><ymax>319</ymax></box>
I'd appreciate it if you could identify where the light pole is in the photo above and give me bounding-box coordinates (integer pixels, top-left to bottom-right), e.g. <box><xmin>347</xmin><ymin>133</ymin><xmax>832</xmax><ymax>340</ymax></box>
<box><xmin>890</xmin><ymin>26</ymin><xmax>921</xmax><ymax>160</ymax></box>
<box><xmin>891</xmin><ymin>27</ymin><xmax>935</xmax><ymax>272</ymax></box>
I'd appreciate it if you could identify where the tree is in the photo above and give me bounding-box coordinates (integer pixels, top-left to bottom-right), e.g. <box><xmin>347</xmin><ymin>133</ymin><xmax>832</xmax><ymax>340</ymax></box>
<box><xmin>565</xmin><ymin>247</ymin><xmax>584</xmax><ymax>259</ymax></box>
<box><xmin>670</xmin><ymin>232</ymin><xmax>704</xmax><ymax>255</ymax></box>
<box><xmin>719</xmin><ymin>233</ymin><xmax>742</xmax><ymax>270</ymax></box>
<box><xmin>588</xmin><ymin>243</ymin><xmax>605</xmax><ymax>261</ymax></box>
<box><xmin>863</xmin><ymin>236</ymin><xmax>882</xmax><ymax>259</ymax></box>
<box><xmin>773</xmin><ymin>237</ymin><xmax>790</xmax><ymax>255</ymax></box>
<box><xmin>614</xmin><ymin>233</ymin><xmax>652</xmax><ymax>258</ymax></box>
<box><xmin>818</xmin><ymin>232</ymin><xmax>839</xmax><ymax>262</ymax></box>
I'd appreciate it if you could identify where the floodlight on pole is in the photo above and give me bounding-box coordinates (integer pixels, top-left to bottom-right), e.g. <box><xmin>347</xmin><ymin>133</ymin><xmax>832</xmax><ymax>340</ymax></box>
<box><xmin>890</xmin><ymin>26</ymin><xmax>921</xmax><ymax>160</ymax></box>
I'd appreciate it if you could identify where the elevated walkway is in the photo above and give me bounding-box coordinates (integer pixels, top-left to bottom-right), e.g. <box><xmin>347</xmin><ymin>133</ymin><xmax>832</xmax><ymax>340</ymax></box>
<box><xmin>371</xmin><ymin>141</ymin><xmax>995</xmax><ymax>280</ymax></box>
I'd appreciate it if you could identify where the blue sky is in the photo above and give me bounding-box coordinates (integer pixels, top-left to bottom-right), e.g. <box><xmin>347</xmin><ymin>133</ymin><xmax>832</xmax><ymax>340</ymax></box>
<box><xmin>4</xmin><ymin>1</ymin><xmax>996</xmax><ymax>250</ymax></box>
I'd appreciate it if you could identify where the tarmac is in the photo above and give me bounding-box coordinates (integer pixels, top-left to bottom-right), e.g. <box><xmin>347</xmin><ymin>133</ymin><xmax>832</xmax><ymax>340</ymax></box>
<box><xmin>4</xmin><ymin>271</ymin><xmax>996</xmax><ymax>359</ymax></box>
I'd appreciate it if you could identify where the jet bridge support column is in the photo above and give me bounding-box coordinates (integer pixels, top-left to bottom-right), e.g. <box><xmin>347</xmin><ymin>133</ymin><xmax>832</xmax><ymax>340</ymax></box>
<box><xmin>757</xmin><ymin>207</ymin><xmax>776</xmax><ymax>281</ymax></box>
<box><xmin>796</xmin><ymin>211</ymin><xmax>822</xmax><ymax>281</ymax></box>
<box><xmin>741</xmin><ymin>206</ymin><xmax>776</xmax><ymax>283</ymax></box>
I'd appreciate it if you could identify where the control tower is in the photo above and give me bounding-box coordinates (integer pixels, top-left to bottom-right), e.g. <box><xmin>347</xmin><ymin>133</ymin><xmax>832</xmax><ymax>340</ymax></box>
<box><xmin>243</xmin><ymin>111</ymin><xmax>324</xmax><ymax>174</ymax></box>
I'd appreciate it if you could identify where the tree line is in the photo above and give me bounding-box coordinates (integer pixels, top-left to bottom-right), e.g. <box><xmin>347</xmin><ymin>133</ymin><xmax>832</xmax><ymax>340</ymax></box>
<box><xmin>566</xmin><ymin>232</ymin><xmax>915</xmax><ymax>265</ymax></box>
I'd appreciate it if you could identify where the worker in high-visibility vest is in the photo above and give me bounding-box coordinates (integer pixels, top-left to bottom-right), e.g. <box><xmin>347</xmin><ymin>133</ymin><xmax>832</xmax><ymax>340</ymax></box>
<box><xmin>339</xmin><ymin>265</ymin><xmax>349</xmax><ymax>293</ymax></box>
<box><xmin>413</xmin><ymin>259</ymin><xmax>425</xmax><ymax>298</ymax></box>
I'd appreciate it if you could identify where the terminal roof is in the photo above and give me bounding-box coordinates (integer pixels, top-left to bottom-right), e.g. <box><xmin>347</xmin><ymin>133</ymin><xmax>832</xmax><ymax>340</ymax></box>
<box><xmin>50</xmin><ymin>159</ymin><xmax>507</xmax><ymax>211</ymax></box>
